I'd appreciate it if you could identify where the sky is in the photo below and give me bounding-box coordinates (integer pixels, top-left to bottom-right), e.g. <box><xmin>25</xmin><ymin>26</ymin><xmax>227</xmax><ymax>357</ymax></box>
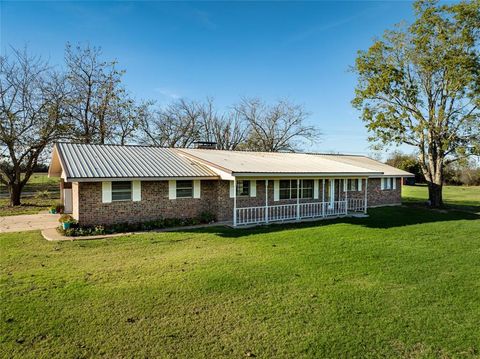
<box><xmin>1</xmin><ymin>0</ymin><xmax>417</xmax><ymax>156</ymax></box>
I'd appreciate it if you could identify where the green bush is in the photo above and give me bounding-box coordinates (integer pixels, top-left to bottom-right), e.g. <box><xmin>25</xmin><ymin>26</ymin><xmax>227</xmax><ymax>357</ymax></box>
<box><xmin>58</xmin><ymin>214</ymin><xmax>76</xmax><ymax>224</ymax></box>
<box><xmin>200</xmin><ymin>211</ymin><xmax>216</xmax><ymax>224</ymax></box>
<box><xmin>58</xmin><ymin>216</ymin><xmax>212</xmax><ymax>237</ymax></box>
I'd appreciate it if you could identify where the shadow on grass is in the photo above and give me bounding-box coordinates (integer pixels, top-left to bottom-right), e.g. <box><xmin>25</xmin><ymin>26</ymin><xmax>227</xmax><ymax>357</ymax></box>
<box><xmin>171</xmin><ymin>205</ymin><xmax>480</xmax><ymax>239</ymax></box>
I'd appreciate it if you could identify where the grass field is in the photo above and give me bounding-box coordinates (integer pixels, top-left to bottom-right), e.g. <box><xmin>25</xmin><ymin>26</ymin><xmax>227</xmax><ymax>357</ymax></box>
<box><xmin>1</xmin><ymin>199</ymin><xmax>480</xmax><ymax>357</ymax></box>
<box><xmin>403</xmin><ymin>184</ymin><xmax>480</xmax><ymax>212</ymax></box>
<box><xmin>0</xmin><ymin>173</ymin><xmax>59</xmax><ymax>216</ymax></box>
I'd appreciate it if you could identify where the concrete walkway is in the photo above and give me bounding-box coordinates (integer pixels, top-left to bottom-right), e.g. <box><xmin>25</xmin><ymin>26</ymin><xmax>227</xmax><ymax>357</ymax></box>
<box><xmin>0</xmin><ymin>213</ymin><xmax>60</xmax><ymax>233</ymax></box>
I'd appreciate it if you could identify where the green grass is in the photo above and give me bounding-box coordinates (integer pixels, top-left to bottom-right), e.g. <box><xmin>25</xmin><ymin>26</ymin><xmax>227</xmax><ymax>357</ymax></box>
<box><xmin>403</xmin><ymin>184</ymin><xmax>480</xmax><ymax>212</ymax></box>
<box><xmin>0</xmin><ymin>173</ymin><xmax>59</xmax><ymax>216</ymax></box>
<box><xmin>1</xmin><ymin>205</ymin><xmax>479</xmax><ymax>358</ymax></box>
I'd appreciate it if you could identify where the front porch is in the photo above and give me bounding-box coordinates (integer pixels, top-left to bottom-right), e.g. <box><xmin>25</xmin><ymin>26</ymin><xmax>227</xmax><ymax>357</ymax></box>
<box><xmin>232</xmin><ymin>178</ymin><xmax>369</xmax><ymax>227</ymax></box>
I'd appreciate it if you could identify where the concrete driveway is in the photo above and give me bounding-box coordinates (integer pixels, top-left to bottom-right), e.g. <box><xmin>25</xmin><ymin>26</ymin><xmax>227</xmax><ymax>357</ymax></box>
<box><xmin>0</xmin><ymin>213</ymin><xmax>60</xmax><ymax>233</ymax></box>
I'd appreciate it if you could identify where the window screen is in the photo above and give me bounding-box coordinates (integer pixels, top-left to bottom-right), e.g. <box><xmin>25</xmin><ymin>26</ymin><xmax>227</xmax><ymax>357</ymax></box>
<box><xmin>236</xmin><ymin>180</ymin><xmax>250</xmax><ymax>196</ymax></box>
<box><xmin>176</xmin><ymin>180</ymin><xmax>193</xmax><ymax>198</ymax></box>
<box><xmin>112</xmin><ymin>181</ymin><xmax>132</xmax><ymax>201</ymax></box>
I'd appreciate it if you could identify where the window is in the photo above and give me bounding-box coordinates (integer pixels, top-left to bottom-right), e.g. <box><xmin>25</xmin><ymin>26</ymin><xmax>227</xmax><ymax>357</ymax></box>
<box><xmin>347</xmin><ymin>179</ymin><xmax>359</xmax><ymax>191</ymax></box>
<box><xmin>279</xmin><ymin>180</ymin><xmax>297</xmax><ymax>200</ymax></box>
<box><xmin>279</xmin><ymin>180</ymin><xmax>313</xmax><ymax>200</ymax></box>
<box><xmin>382</xmin><ymin>177</ymin><xmax>394</xmax><ymax>190</ymax></box>
<box><xmin>301</xmin><ymin>180</ymin><xmax>314</xmax><ymax>199</ymax></box>
<box><xmin>236</xmin><ymin>180</ymin><xmax>250</xmax><ymax>196</ymax></box>
<box><xmin>112</xmin><ymin>181</ymin><xmax>132</xmax><ymax>201</ymax></box>
<box><xmin>176</xmin><ymin>180</ymin><xmax>193</xmax><ymax>198</ymax></box>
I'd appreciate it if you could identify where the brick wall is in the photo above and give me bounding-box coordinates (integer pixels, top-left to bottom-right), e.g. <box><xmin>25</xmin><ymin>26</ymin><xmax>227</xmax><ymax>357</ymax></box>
<box><xmin>367</xmin><ymin>178</ymin><xmax>402</xmax><ymax>207</ymax></box>
<box><xmin>76</xmin><ymin>180</ymin><xmax>219</xmax><ymax>226</ymax></box>
<box><xmin>72</xmin><ymin>177</ymin><xmax>402</xmax><ymax>226</ymax></box>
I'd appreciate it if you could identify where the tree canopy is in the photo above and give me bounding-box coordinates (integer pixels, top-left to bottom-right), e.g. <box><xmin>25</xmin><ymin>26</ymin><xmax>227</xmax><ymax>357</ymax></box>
<box><xmin>353</xmin><ymin>0</ymin><xmax>479</xmax><ymax>206</ymax></box>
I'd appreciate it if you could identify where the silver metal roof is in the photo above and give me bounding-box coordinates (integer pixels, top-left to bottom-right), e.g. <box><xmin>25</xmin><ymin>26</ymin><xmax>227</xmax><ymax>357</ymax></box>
<box><xmin>178</xmin><ymin>149</ymin><xmax>413</xmax><ymax>177</ymax></box>
<box><xmin>178</xmin><ymin>149</ymin><xmax>378</xmax><ymax>176</ymax></box>
<box><xmin>53</xmin><ymin>143</ymin><xmax>218</xmax><ymax>180</ymax></box>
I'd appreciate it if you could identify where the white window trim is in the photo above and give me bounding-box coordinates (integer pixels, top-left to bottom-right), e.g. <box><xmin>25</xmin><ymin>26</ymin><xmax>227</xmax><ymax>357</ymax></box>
<box><xmin>102</xmin><ymin>182</ymin><xmax>112</xmax><ymax>203</ymax></box>
<box><xmin>132</xmin><ymin>181</ymin><xmax>141</xmax><ymax>201</ymax></box>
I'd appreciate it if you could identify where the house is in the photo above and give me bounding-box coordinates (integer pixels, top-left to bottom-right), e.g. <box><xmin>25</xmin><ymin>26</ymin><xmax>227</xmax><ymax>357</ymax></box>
<box><xmin>48</xmin><ymin>143</ymin><xmax>413</xmax><ymax>227</ymax></box>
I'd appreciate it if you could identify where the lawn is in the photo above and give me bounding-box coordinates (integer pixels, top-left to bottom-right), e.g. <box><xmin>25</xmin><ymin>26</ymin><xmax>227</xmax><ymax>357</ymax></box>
<box><xmin>1</xmin><ymin>204</ymin><xmax>479</xmax><ymax>358</ymax></box>
<box><xmin>0</xmin><ymin>173</ymin><xmax>59</xmax><ymax>216</ymax></box>
<box><xmin>403</xmin><ymin>184</ymin><xmax>480</xmax><ymax>212</ymax></box>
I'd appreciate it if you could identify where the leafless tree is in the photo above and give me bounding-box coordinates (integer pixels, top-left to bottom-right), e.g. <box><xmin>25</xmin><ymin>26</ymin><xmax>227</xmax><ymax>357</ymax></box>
<box><xmin>0</xmin><ymin>48</ymin><xmax>67</xmax><ymax>205</ymax></box>
<box><xmin>140</xmin><ymin>99</ymin><xmax>202</xmax><ymax>147</ymax></box>
<box><xmin>64</xmin><ymin>43</ymin><xmax>125</xmax><ymax>144</ymax></box>
<box><xmin>234</xmin><ymin>98</ymin><xmax>320</xmax><ymax>152</ymax></box>
<box><xmin>199</xmin><ymin>98</ymin><xmax>249</xmax><ymax>150</ymax></box>
<box><xmin>111</xmin><ymin>99</ymin><xmax>151</xmax><ymax>145</ymax></box>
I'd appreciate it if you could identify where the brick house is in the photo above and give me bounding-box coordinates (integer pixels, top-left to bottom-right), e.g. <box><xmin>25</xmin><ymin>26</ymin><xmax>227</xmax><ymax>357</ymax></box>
<box><xmin>48</xmin><ymin>143</ymin><xmax>413</xmax><ymax>227</ymax></box>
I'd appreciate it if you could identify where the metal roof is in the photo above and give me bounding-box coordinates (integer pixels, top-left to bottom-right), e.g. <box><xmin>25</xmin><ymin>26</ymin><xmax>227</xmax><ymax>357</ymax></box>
<box><xmin>178</xmin><ymin>149</ymin><xmax>406</xmax><ymax>177</ymax></box>
<box><xmin>53</xmin><ymin>143</ymin><xmax>219</xmax><ymax>180</ymax></box>
<box><xmin>311</xmin><ymin>154</ymin><xmax>413</xmax><ymax>177</ymax></box>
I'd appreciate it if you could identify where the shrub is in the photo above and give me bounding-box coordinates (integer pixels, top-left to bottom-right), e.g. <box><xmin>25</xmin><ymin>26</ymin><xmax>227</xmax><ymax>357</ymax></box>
<box><xmin>200</xmin><ymin>211</ymin><xmax>216</xmax><ymax>224</ymax></box>
<box><xmin>59</xmin><ymin>214</ymin><xmax>76</xmax><ymax>224</ymax></box>
<box><xmin>58</xmin><ymin>215</ymin><xmax>215</xmax><ymax>237</ymax></box>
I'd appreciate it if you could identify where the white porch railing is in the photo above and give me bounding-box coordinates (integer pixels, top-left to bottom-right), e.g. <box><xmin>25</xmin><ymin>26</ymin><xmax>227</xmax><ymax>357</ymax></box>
<box><xmin>235</xmin><ymin>200</ymin><xmax>363</xmax><ymax>226</ymax></box>
<box><xmin>348</xmin><ymin>198</ymin><xmax>365</xmax><ymax>212</ymax></box>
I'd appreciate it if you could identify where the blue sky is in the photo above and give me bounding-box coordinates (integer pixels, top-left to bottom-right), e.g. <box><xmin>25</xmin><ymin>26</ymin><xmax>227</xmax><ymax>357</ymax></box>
<box><xmin>1</xmin><ymin>1</ymin><xmax>416</xmax><ymax>156</ymax></box>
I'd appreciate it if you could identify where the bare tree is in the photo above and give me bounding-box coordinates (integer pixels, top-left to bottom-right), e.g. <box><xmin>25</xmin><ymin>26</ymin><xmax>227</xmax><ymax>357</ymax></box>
<box><xmin>140</xmin><ymin>99</ymin><xmax>202</xmax><ymax>147</ymax></box>
<box><xmin>64</xmin><ymin>43</ymin><xmax>124</xmax><ymax>144</ymax></box>
<box><xmin>234</xmin><ymin>98</ymin><xmax>320</xmax><ymax>152</ymax></box>
<box><xmin>111</xmin><ymin>99</ymin><xmax>151</xmax><ymax>145</ymax></box>
<box><xmin>199</xmin><ymin>98</ymin><xmax>249</xmax><ymax>150</ymax></box>
<box><xmin>0</xmin><ymin>48</ymin><xmax>67</xmax><ymax>205</ymax></box>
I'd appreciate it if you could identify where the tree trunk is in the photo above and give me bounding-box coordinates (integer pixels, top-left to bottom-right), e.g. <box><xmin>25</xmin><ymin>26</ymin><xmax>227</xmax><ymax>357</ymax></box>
<box><xmin>427</xmin><ymin>181</ymin><xmax>443</xmax><ymax>207</ymax></box>
<box><xmin>9</xmin><ymin>183</ymin><xmax>22</xmax><ymax>206</ymax></box>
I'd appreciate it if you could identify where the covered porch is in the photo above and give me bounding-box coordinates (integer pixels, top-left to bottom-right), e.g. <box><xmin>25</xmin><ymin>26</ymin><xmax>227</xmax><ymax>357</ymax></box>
<box><xmin>232</xmin><ymin>178</ymin><xmax>368</xmax><ymax>226</ymax></box>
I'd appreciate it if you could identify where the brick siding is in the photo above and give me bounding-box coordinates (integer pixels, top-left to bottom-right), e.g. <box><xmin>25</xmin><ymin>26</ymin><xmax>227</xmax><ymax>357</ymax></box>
<box><xmin>72</xmin><ymin>178</ymin><xmax>402</xmax><ymax>226</ymax></box>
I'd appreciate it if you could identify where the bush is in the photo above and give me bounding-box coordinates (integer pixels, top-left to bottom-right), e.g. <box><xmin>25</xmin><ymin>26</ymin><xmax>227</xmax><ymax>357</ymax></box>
<box><xmin>59</xmin><ymin>214</ymin><xmax>76</xmax><ymax>224</ymax></box>
<box><xmin>200</xmin><ymin>211</ymin><xmax>216</xmax><ymax>224</ymax></box>
<box><xmin>58</xmin><ymin>215</ymin><xmax>212</xmax><ymax>237</ymax></box>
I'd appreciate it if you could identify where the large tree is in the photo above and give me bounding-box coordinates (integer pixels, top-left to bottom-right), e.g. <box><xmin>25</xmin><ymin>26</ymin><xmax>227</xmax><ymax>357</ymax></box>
<box><xmin>352</xmin><ymin>0</ymin><xmax>479</xmax><ymax>207</ymax></box>
<box><xmin>234</xmin><ymin>97</ymin><xmax>320</xmax><ymax>152</ymax></box>
<box><xmin>64</xmin><ymin>43</ymin><xmax>128</xmax><ymax>144</ymax></box>
<box><xmin>0</xmin><ymin>49</ymin><xmax>67</xmax><ymax>205</ymax></box>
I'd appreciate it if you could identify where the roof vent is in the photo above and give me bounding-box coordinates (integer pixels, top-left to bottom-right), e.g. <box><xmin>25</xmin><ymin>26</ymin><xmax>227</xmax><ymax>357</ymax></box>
<box><xmin>193</xmin><ymin>141</ymin><xmax>217</xmax><ymax>150</ymax></box>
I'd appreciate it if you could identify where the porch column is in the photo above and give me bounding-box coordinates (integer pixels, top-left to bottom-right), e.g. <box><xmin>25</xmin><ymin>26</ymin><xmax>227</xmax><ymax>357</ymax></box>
<box><xmin>345</xmin><ymin>179</ymin><xmax>348</xmax><ymax>215</ymax></box>
<box><xmin>296</xmin><ymin>179</ymin><xmax>300</xmax><ymax>220</ymax></box>
<box><xmin>322</xmin><ymin>178</ymin><xmax>325</xmax><ymax>217</ymax></box>
<box><xmin>265</xmin><ymin>179</ymin><xmax>269</xmax><ymax>224</ymax></box>
<box><xmin>233</xmin><ymin>177</ymin><xmax>237</xmax><ymax>226</ymax></box>
<box><xmin>364</xmin><ymin>178</ymin><xmax>368</xmax><ymax>214</ymax></box>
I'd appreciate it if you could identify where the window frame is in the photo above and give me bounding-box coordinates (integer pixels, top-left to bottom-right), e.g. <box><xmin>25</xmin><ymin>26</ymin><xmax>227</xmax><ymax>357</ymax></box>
<box><xmin>279</xmin><ymin>179</ymin><xmax>314</xmax><ymax>200</ymax></box>
<box><xmin>301</xmin><ymin>179</ymin><xmax>314</xmax><ymax>199</ymax></box>
<box><xmin>176</xmin><ymin>180</ymin><xmax>194</xmax><ymax>198</ymax></box>
<box><xmin>382</xmin><ymin>177</ymin><xmax>394</xmax><ymax>190</ymax></box>
<box><xmin>347</xmin><ymin>179</ymin><xmax>359</xmax><ymax>191</ymax></box>
<box><xmin>111</xmin><ymin>181</ymin><xmax>132</xmax><ymax>202</ymax></box>
<box><xmin>236</xmin><ymin>180</ymin><xmax>251</xmax><ymax>197</ymax></box>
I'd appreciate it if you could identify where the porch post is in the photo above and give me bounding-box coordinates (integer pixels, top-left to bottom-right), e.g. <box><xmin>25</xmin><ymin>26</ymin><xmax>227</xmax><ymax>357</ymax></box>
<box><xmin>265</xmin><ymin>179</ymin><xmax>269</xmax><ymax>224</ymax></box>
<box><xmin>364</xmin><ymin>178</ymin><xmax>368</xmax><ymax>214</ymax></box>
<box><xmin>296</xmin><ymin>179</ymin><xmax>300</xmax><ymax>220</ymax></box>
<box><xmin>345</xmin><ymin>179</ymin><xmax>348</xmax><ymax>215</ymax></box>
<box><xmin>233</xmin><ymin>177</ymin><xmax>237</xmax><ymax>226</ymax></box>
<box><xmin>322</xmin><ymin>178</ymin><xmax>325</xmax><ymax>217</ymax></box>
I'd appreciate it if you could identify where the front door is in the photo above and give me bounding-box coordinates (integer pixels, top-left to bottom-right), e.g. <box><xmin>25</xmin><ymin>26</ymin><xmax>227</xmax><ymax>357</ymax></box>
<box><xmin>325</xmin><ymin>179</ymin><xmax>335</xmax><ymax>208</ymax></box>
